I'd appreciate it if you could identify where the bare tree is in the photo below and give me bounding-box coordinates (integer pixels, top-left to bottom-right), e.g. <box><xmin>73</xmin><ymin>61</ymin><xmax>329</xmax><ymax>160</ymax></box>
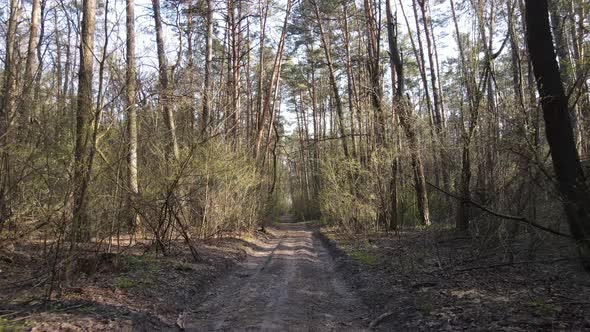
<box><xmin>0</xmin><ymin>0</ymin><xmax>20</xmax><ymax>231</ymax></box>
<box><xmin>255</xmin><ymin>0</ymin><xmax>292</xmax><ymax>159</ymax></box>
<box><xmin>310</xmin><ymin>0</ymin><xmax>349</xmax><ymax>158</ymax></box>
<box><xmin>525</xmin><ymin>0</ymin><xmax>590</xmax><ymax>271</ymax></box>
<box><xmin>386</xmin><ymin>0</ymin><xmax>431</xmax><ymax>227</ymax></box>
<box><xmin>126</xmin><ymin>0</ymin><xmax>139</xmax><ymax>229</ymax></box>
<box><xmin>22</xmin><ymin>0</ymin><xmax>42</xmax><ymax>124</ymax></box>
<box><xmin>152</xmin><ymin>0</ymin><xmax>180</xmax><ymax>161</ymax></box>
<box><xmin>71</xmin><ymin>0</ymin><xmax>98</xmax><ymax>242</ymax></box>
<box><xmin>202</xmin><ymin>0</ymin><xmax>214</xmax><ymax>136</ymax></box>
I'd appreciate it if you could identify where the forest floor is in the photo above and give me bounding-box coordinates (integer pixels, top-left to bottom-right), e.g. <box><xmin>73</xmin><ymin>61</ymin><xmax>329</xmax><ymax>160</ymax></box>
<box><xmin>0</xmin><ymin>215</ymin><xmax>370</xmax><ymax>331</ymax></box>
<box><xmin>0</xmin><ymin>229</ymin><xmax>258</xmax><ymax>330</ymax></box>
<box><xmin>1</xmin><ymin>216</ymin><xmax>590</xmax><ymax>331</ymax></box>
<box><xmin>319</xmin><ymin>223</ymin><xmax>590</xmax><ymax>331</ymax></box>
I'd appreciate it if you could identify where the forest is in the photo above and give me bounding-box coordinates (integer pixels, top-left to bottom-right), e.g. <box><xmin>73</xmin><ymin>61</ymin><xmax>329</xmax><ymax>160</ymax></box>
<box><xmin>0</xmin><ymin>0</ymin><xmax>589</xmax><ymax>330</ymax></box>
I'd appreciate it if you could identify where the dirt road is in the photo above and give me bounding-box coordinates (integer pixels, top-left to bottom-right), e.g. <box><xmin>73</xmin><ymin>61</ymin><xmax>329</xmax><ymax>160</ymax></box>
<box><xmin>188</xmin><ymin>215</ymin><xmax>369</xmax><ymax>331</ymax></box>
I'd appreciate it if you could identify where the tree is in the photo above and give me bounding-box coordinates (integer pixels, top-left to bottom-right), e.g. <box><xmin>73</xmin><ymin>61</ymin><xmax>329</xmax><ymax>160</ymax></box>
<box><xmin>386</xmin><ymin>0</ymin><xmax>431</xmax><ymax>227</ymax></box>
<box><xmin>71</xmin><ymin>0</ymin><xmax>98</xmax><ymax>242</ymax></box>
<box><xmin>309</xmin><ymin>0</ymin><xmax>348</xmax><ymax>158</ymax></box>
<box><xmin>0</xmin><ymin>0</ymin><xmax>20</xmax><ymax>231</ymax></box>
<box><xmin>22</xmin><ymin>0</ymin><xmax>42</xmax><ymax>125</ymax></box>
<box><xmin>363</xmin><ymin>0</ymin><xmax>386</xmax><ymax>146</ymax></box>
<box><xmin>255</xmin><ymin>0</ymin><xmax>292</xmax><ymax>160</ymax></box>
<box><xmin>152</xmin><ymin>0</ymin><xmax>180</xmax><ymax>162</ymax></box>
<box><xmin>525</xmin><ymin>0</ymin><xmax>590</xmax><ymax>271</ymax></box>
<box><xmin>126</xmin><ymin>0</ymin><xmax>139</xmax><ymax>230</ymax></box>
<box><xmin>202</xmin><ymin>0</ymin><xmax>214</xmax><ymax>136</ymax></box>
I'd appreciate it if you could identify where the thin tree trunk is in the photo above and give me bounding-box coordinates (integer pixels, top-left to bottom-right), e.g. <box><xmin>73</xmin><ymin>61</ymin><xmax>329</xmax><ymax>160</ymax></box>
<box><xmin>310</xmin><ymin>0</ymin><xmax>348</xmax><ymax>158</ymax></box>
<box><xmin>450</xmin><ymin>0</ymin><xmax>485</xmax><ymax>233</ymax></box>
<box><xmin>71</xmin><ymin>0</ymin><xmax>97</xmax><ymax>243</ymax></box>
<box><xmin>0</xmin><ymin>0</ymin><xmax>20</xmax><ymax>230</ymax></box>
<box><xmin>255</xmin><ymin>0</ymin><xmax>269</xmax><ymax>151</ymax></box>
<box><xmin>255</xmin><ymin>0</ymin><xmax>292</xmax><ymax>159</ymax></box>
<box><xmin>342</xmin><ymin>3</ymin><xmax>357</xmax><ymax>160</ymax></box>
<box><xmin>152</xmin><ymin>0</ymin><xmax>180</xmax><ymax>161</ymax></box>
<box><xmin>418</xmin><ymin>0</ymin><xmax>449</xmax><ymax>191</ymax></box>
<box><xmin>386</xmin><ymin>0</ymin><xmax>431</xmax><ymax>226</ymax></box>
<box><xmin>202</xmin><ymin>0</ymin><xmax>213</xmax><ymax>136</ymax></box>
<box><xmin>364</xmin><ymin>0</ymin><xmax>386</xmax><ymax>146</ymax></box>
<box><xmin>417</xmin><ymin>0</ymin><xmax>442</xmax><ymax>129</ymax></box>
<box><xmin>22</xmin><ymin>0</ymin><xmax>41</xmax><ymax>125</ymax></box>
<box><xmin>385</xmin><ymin>0</ymin><xmax>400</xmax><ymax>230</ymax></box>
<box><xmin>126</xmin><ymin>0</ymin><xmax>139</xmax><ymax>229</ymax></box>
<box><xmin>410</xmin><ymin>0</ymin><xmax>434</xmax><ymax>129</ymax></box>
<box><xmin>245</xmin><ymin>14</ymin><xmax>253</xmax><ymax>145</ymax></box>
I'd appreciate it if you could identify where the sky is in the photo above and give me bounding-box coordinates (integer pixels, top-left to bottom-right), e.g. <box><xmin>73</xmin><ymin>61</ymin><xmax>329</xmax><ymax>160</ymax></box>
<box><xmin>1</xmin><ymin>0</ymin><xmax>504</xmax><ymax>134</ymax></box>
<box><xmin>126</xmin><ymin>0</ymin><xmax>497</xmax><ymax>134</ymax></box>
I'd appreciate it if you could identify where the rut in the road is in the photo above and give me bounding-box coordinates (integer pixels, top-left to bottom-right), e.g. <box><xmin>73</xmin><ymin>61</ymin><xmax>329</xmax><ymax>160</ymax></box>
<box><xmin>188</xmin><ymin>218</ymin><xmax>369</xmax><ymax>331</ymax></box>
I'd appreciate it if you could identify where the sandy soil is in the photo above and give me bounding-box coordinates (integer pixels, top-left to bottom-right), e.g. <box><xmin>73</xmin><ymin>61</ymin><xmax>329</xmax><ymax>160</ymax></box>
<box><xmin>187</xmin><ymin>215</ymin><xmax>370</xmax><ymax>331</ymax></box>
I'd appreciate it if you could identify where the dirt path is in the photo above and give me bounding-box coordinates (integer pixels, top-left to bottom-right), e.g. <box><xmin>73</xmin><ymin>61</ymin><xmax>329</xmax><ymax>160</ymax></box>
<box><xmin>188</xmin><ymin>215</ymin><xmax>369</xmax><ymax>331</ymax></box>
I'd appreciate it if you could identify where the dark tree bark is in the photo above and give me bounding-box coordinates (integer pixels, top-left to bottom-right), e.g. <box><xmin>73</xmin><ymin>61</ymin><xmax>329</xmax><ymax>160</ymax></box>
<box><xmin>386</xmin><ymin>0</ymin><xmax>431</xmax><ymax>227</ymax></box>
<box><xmin>255</xmin><ymin>0</ymin><xmax>269</xmax><ymax>154</ymax></box>
<box><xmin>0</xmin><ymin>0</ymin><xmax>20</xmax><ymax>231</ymax></box>
<box><xmin>72</xmin><ymin>0</ymin><xmax>97</xmax><ymax>243</ymax></box>
<box><xmin>152</xmin><ymin>0</ymin><xmax>180</xmax><ymax>161</ymax></box>
<box><xmin>341</xmin><ymin>2</ymin><xmax>357</xmax><ymax>161</ymax></box>
<box><xmin>202</xmin><ymin>0</ymin><xmax>214</xmax><ymax>136</ymax></box>
<box><xmin>525</xmin><ymin>0</ymin><xmax>590</xmax><ymax>271</ymax></box>
<box><xmin>363</xmin><ymin>0</ymin><xmax>386</xmax><ymax>146</ymax></box>
<box><xmin>255</xmin><ymin>0</ymin><xmax>292</xmax><ymax>159</ymax></box>
<box><xmin>310</xmin><ymin>0</ymin><xmax>348</xmax><ymax>159</ymax></box>
<box><xmin>22</xmin><ymin>0</ymin><xmax>41</xmax><ymax>125</ymax></box>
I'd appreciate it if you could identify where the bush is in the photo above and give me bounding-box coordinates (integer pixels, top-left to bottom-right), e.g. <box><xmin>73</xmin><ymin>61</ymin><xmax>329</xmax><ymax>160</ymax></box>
<box><xmin>318</xmin><ymin>152</ymin><xmax>379</xmax><ymax>234</ymax></box>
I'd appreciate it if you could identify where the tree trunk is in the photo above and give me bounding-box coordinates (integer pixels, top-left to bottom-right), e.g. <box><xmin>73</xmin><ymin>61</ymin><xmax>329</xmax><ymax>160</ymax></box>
<box><xmin>418</xmin><ymin>0</ymin><xmax>442</xmax><ymax>130</ymax></box>
<box><xmin>310</xmin><ymin>0</ymin><xmax>348</xmax><ymax>159</ymax></box>
<box><xmin>386</xmin><ymin>0</ymin><xmax>431</xmax><ymax>226</ymax></box>
<box><xmin>255</xmin><ymin>0</ymin><xmax>292</xmax><ymax>159</ymax></box>
<box><xmin>152</xmin><ymin>0</ymin><xmax>180</xmax><ymax>161</ymax></box>
<box><xmin>0</xmin><ymin>0</ymin><xmax>20</xmax><ymax>231</ymax></box>
<box><xmin>228</xmin><ymin>0</ymin><xmax>241</xmax><ymax>144</ymax></box>
<box><xmin>525</xmin><ymin>0</ymin><xmax>590</xmax><ymax>272</ymax></box>
<box><xmin>255</xmin><ymin>0</ymin><xmax>268</xmax><ymax>153</ymax></box>
<box><xmin>450</xmin><ymin>0</ymin><xmax>487</xmax><ymax>233</ymax></box>
<box><xmin>71</xmin><ymin>0</ymin><xmax>97</xmax><ymax>243</ymax></box>
<box><xmin>341</xmin><ymin>2</ymin><xmax>358</xmax><ymax>161</ymax></box>
<box><xmin>363</xmin><ymin>0</ymin><xmax>386</xmax><ymax>146</ymax></box>
<box><xmin>22</xmin><ymin>0</ymin><xmax>41</xmax><ymax>125</ymax></box>
<box><xmin>409</xmin><ymin>0</ymin><xmax>434</xmax><ymax>129</ymax></box>
<box><xmin>385</xmin><ymin>0</ymin><xmax>400</xmax><ymax>229</ymax></box>
<box><xmin>202</xmin><ymin>0</ymin><xmax>213</xmax><ymax>136</ymax></box>
<box><xmin>126</xmin><ymin>0</ymin><xmax>139</xmax><ymax>230</ymax></box>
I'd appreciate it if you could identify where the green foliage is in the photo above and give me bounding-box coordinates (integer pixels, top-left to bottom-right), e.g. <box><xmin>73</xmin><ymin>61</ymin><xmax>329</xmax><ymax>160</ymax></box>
<box><xmin>185</xmin><ymin>141</ymin><xmax>267</xmax><ymax>235</ymax></box>
<box><xmin>114</xmin><ymin>276</ymin><xmax>135</xmax><ymax>289</ymax></box>
<box><xmin>415</xmin><ymin>295</ymin><xmax>434</xmax><ymax>314</ymax></box>
<box><xmin>290</xmin><ymin>195</ymin><xmax>321</xmax><ymax>222</ymax></box>
<box><xmin>122</xmin><ymin>255</ymin><xmax>158</xmax><ymax>272</ymax></box>
<box><xmin>172</xmin><ymin>261</ymin><xmax>194</xmax><ymax>272</ymax></box>
<box><xmin>132</xmin><ymin>138</ymin><xmax>271</xmax><ymax>239</ymax></box>
<box><xmin>317</xmin><ymin>151</ymin><xmax>379</xmax><ymax>233</ymax></box>
<box><xmin>0</xmin><ymin>318</ymin><xmax>28</xmax><ymax>332</ymax></box>
<box><xmin>349</xmin><ymin>249</ymin><xmax>379</xmax><ymax>267</ymax></box>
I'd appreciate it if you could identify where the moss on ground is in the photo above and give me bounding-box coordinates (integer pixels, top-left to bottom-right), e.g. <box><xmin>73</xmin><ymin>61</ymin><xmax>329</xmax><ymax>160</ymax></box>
<box><xmin>349</xmin><ymin>249</ymin><xmax>379</xmax><ymax>267</ymax></box>
<box><xmin>0</xmin><ymin>317</ymin><xmax>29</xmax><ymax>332</ymax></box>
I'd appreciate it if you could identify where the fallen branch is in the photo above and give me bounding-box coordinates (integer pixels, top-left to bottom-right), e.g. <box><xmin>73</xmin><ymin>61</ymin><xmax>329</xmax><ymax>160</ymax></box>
<box><xmin>426</xmin><ymin>181</ymin><xmax>572</xmax><ymax>239</ymax></box>
<box><xmin>369</xmin><ymin>311</ymin><xmax>395</xmax><ymax>329</ymax></box>
<box><xmin>455</xmin><ymin>257</ymin><xmax>579</xmax><ymax>273</ymax></box>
